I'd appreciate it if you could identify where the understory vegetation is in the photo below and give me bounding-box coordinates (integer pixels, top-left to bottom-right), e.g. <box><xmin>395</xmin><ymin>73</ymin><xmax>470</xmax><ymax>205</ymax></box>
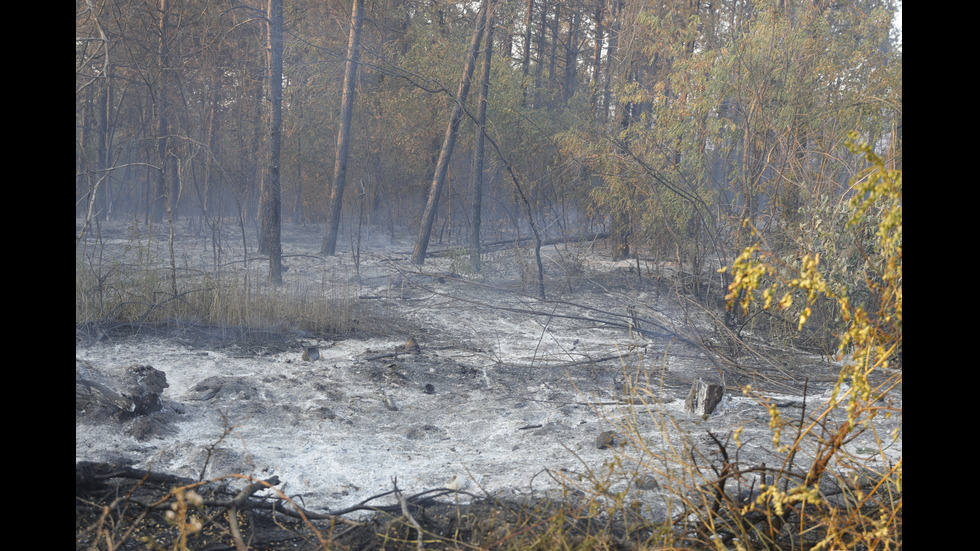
<box><xmin>75</xmin><ymin>218</ymin><xmax>362</xmax><ymax>337</ymax></box>
<box><xmin>77</xmin><ymin>0</ymin><xmax>901</xmax><ymax>548</ymax></box>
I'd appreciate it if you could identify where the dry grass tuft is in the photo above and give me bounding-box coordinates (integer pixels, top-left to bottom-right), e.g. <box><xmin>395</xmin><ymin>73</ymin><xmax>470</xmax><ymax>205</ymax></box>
<box><xmin>76</xmin><ymin>230</ymin><xmax>364</xmax><ymax>337</ymax></box>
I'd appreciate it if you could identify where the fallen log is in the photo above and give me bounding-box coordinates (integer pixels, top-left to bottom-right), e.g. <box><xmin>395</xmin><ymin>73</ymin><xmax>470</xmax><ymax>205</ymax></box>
<box><xmin>426</xmin><ymin>232</ymin><xmax>610</xmax><ymax>256</ymax></box>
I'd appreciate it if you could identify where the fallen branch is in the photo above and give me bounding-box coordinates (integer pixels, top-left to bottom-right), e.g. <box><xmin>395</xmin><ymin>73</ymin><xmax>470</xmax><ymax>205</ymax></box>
<box><xmin>227</xmin><ymin>476</ymin><xmax>280</xmax><ymax>551</ymax></box>
<box><xmin>393</xmin><ymin>477</ymin><xmax>424</xmax><ymax>551</ymax></box>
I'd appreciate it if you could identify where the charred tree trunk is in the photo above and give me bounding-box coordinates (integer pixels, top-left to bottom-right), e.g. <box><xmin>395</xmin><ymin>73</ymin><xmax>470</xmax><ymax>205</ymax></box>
<box><xmin>600</xmin><ymin>0</ymin><xmax>622</xmax><ymax>125</ymax></box>
<box><xmin>152</xmin><ymin>0</ymin><xmax>171</xmax><ymax>223</ymax></box>
<box><xmin>469</xmin><ymin>0</ymin><xmax>496</xmax><ymax>273</ymax></box>
<box><xmin>561</xmin><ymin>8</ymin><xmax>580</xmax><ymax>105</ymax></box>
<box><xmin>294</xmin><ymin>95</ymin><xmax>304</xmax><ymax>224</ymax></box>
<box><xmin>547</xmin><ymin>3</ymin><xmax>559</xmax><ymax>95</ymax></box>
<box><xmin>533</xmin><ymin>0</ymin><xmax>547</xmax><ymax>106</ymax></box>
<box><xmin>97</xmin><ymin>66</ymin><xmax>111</xmax><ymax>219</ymax></box>
<box><xmin>520</xmin><ymin>0</ymin><xmax>534</xmax><ymax>106</ymax></box>
<box><xmin>590</xmin><ymin>0</ymin><xmax>604</xmax><ymax>117</ymax></box>
<box><xmin>611</xmin><ymin>92</ymin><xmax>636</xmax><ymax>261</ymax></box>
<box><xmin>411</xmin><ymin>0</ymin><xmax>488</xmax><ymax>266</ymax></box>
<box><xmin>322</xmin><ymin>0</ymin><xmax>364</xmax><ymax>256</ymax></box>
<box><xmin>201</xmin><ymin>81</ymin><xmax>220</xmax><ymax>226</ymax></box>
<box><xmin>611</xmin><ymin>209</ymin><xmax>631</xmax><ymax>260</ymax></box>
<box><xmin>260</xmin><ymin>0</ymin><xmax>284</xmax><ymax>283</ymax></box>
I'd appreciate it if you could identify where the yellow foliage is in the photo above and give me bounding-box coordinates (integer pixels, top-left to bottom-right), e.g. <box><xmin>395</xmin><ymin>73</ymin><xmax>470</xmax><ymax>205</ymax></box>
<box><xmin>719</xmin><ymin>136</ymin><xmax>902</xmax><ymax>547</ymax></box>
<box><xmin>722</xmin><ymin>135</ymin><xmax>901</xmax><ymax>407</ymax></box>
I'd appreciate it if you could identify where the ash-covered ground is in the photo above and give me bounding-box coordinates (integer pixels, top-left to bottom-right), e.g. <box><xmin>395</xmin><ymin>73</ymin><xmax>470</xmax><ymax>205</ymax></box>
<box><xmin>75</xmin><ymin>219</ymin><xmax>901</xmax><ymax>521</ymax></box>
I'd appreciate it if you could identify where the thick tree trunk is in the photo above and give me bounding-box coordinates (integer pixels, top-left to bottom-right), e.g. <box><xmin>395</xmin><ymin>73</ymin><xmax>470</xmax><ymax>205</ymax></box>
<box><xmin>260</xmin><ymin>0</ymin><xmax>284</xmax><ymax>283</ymax></box>
<box><xmin>411</xmin><ymin>0</ymin><xmax>488</xmax><ymax>266</ymax></box>
<box><xmin>322</xmin><ymin>0</ymin><xmax>365</xmax><ymax>256</ymax></box>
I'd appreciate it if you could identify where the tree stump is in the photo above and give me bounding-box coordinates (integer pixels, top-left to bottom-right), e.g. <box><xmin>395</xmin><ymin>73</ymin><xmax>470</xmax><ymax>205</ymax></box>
<box><xmin>685</xmin><ymin>377</ymin><xmax>724</xmax><ymax>416</ymax></box>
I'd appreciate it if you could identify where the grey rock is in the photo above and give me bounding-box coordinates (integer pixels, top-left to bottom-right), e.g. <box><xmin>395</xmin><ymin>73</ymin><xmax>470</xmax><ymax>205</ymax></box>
<box><xmin>302</xmin><ymin>346</ymin><xmax>320</xmax><ymax>362</ymax></box>
<box><xmin>596</xmin><ymin>430</ymin><xmax>620</xmax><ymax>450</ymax></box>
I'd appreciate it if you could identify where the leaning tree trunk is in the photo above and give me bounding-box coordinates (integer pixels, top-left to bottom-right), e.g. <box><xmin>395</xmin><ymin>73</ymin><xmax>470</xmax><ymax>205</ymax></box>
<box><xmin>411</xmin><ymin>0</ymin><xmax>488</xmax><ymax>266</ymax></box>
<box><xmin>322</xmin><ymin>0</ymin><xmax>364</xmax><ymax>256</ymax></box>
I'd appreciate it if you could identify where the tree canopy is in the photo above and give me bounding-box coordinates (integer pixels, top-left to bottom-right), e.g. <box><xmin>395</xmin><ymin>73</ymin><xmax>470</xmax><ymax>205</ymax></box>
<box><xmin>77</xmin><ymin>0</ymin><xmax>901</xmax><ymax>282</ymax></box>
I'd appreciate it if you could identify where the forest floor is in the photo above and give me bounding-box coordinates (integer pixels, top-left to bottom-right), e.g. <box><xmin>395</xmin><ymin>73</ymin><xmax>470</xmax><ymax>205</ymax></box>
<box><xmin>75</xmin><ymin>218</ymin><xmax>901</xmax><ymax>549</ymax></box>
